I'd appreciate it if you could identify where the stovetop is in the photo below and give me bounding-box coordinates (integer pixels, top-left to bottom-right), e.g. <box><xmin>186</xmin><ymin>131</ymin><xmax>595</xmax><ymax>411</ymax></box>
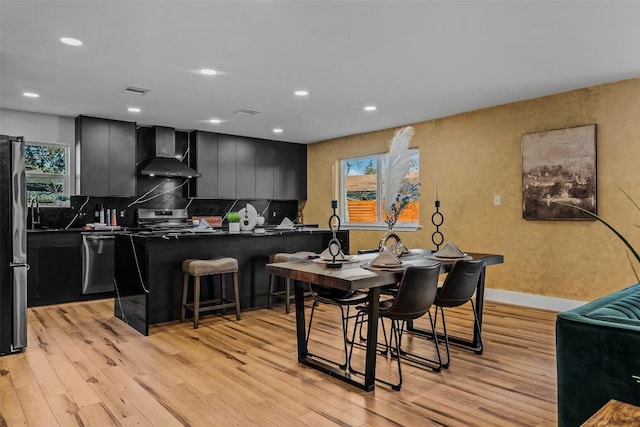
<box><xmin>136</xmin><ymin>208</ymin><xmax>191</xmax><ymax>230</ymax></box>
<box><xmin>135</xmin><ymin>228</ymin><xmax>224</xmax><ymax>238</ymax></box>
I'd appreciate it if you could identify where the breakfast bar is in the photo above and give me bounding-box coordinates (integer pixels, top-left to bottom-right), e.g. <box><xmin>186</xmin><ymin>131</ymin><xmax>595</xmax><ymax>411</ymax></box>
<box><xmin>113</xmin><ymin>228</ymin><xmax>349</xmax><ymax>335</ymax></box>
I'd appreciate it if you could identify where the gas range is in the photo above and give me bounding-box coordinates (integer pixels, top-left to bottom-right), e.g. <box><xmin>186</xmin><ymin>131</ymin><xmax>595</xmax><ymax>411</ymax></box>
<box><xmin>137</xmin><ymin>208</ymin><xmax>191</xmax><ymax>230</ymax></box>
<box><xmin>135</xmin><ymin>208</ymin><xmax>222</xmax><ymax>237</ymax></box>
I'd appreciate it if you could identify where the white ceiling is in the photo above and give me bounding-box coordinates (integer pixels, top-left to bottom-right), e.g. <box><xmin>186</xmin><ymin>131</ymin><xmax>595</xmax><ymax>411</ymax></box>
<box><xmin>1</xmin><ymin>1</ymin><xmax>639</xmax><ymax>144</ymax></box>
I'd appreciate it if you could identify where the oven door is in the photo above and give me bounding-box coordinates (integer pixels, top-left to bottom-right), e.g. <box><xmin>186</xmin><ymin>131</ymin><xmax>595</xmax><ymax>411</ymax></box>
<box><xmin>81</xmin><ymin>234</ymin><xmax>115</xmax><ymax>294</ymax></box>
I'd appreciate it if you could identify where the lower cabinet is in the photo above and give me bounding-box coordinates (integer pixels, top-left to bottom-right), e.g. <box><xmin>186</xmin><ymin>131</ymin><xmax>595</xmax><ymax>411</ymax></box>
<box><xmin>27</xmin><ymin>233</ymin><xmax>82</xmax><ymax>307</ymax></box>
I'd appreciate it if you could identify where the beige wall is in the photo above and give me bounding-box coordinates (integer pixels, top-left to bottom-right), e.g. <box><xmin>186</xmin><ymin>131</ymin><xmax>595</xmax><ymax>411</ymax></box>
<box><xmin>306</xmin><ymin>78</ymin><xmax>640</xmax><ymax>302</ymax></box>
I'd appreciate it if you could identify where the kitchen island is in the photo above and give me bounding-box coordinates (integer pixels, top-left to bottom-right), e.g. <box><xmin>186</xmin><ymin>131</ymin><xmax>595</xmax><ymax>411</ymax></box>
<box><xmin>113</xmin><ymin>228</ymin><xmax>349</xmax><ymax>335</ymax></box>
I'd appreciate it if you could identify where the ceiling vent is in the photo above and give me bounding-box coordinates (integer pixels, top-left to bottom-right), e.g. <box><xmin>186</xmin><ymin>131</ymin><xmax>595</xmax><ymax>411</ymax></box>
<box><xmin>123</xmin><ymin>86</ymin><xmax>151</xmax><ymax>96</ymax></box>
<box><xmin>234</xmin><ymin>108</ymin><xmax>261</xmax><ymax>116</ymax></box>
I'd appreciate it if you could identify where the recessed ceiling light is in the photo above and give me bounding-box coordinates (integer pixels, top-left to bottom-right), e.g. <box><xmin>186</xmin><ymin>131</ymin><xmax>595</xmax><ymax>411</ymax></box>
<box><xmin>273</xmin><ymin>128</ymin><xmax>283</xmax><ymax>134</ymax></box>
<box><xmin>60</xmin><ymin>37</ymin><xmax>82</xmax><ymax>46</ymax></box>
<box><xmin>128</xmin><ymin>107</ymin><xmax>141</xmax><ymax>113</ymax></box>
<box><xmin>294</xmin><ymin>90</ymin><xmax>308</xmax><ymax>96</ymax></box>
<box><xmin>200</xmin><ymin>69</ymin><xmax>217</xmax><ymax>76</ymax></box>
<box><xmin>364</xmin><ymin>105</ymin><xmax>377</xmax><ymax>111</ymax></box>
<box><xmin>23</xmin><ymin>92</ymin><xmax>39</xmax><ymax>98</ymax></box>
<box><xmin>209</xmin><ymin>119</ymin><xmax>222</xmax><ymax>124</ymax></box>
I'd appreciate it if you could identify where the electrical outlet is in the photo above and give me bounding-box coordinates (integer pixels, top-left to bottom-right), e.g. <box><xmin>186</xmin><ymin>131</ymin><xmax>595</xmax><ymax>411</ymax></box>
<box><xmin>272</xmin><ymin>211</ymin><xmax>277</xmax><ymax>217</ymax></box>
<box><xmin>494</xmin><ymin>195</ymin><xmax>501</xmax><ymax>206</ymax></box>
<box><xmin>120</xmin><ymin>210</ymin><xmax>126</xmax><ymax>218</ymax></box>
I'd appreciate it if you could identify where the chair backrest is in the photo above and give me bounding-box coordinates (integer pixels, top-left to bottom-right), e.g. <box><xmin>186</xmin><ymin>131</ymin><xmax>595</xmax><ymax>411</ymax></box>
<box><xmin>435</xmin><ymin>259</ymin><xmax>485</xmax><ymax>308</ymax></box>
<box><xmin>381</xmin><ymin>263</ymin><xmax>441</xmax><ymax>321</ymax></box>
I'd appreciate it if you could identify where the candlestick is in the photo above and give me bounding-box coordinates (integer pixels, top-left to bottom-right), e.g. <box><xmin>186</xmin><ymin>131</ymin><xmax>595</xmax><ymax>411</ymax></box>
<box><xmin>435</xmin><ymin>175</ymin><xmax>439</xmax><ymax>201</ymax></box>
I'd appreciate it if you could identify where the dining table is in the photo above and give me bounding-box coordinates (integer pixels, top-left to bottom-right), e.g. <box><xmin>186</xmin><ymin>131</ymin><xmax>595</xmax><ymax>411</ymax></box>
<box><xmin>265</xmin><ymin>249</ymin><xmax>504</xmax><ymax>391</ymax></box>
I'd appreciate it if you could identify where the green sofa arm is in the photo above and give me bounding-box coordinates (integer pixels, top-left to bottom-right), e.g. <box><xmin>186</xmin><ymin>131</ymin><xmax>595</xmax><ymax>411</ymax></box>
<box><xmin>556</xmin><ymin>283</ymin><xmax>640</xmax><ymax>426</ymax></box>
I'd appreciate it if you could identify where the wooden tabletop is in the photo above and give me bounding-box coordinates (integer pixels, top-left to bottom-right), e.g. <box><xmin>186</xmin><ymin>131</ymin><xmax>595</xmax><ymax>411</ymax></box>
<box><xmin>266</xmin><ymin>252</ymin><xmax>504</xmax><ymax>292</ymax></box>
<box><xmin>582</xmin><ymin>399</ymin><xmax>640</xmax><ymax>426</ymax></box>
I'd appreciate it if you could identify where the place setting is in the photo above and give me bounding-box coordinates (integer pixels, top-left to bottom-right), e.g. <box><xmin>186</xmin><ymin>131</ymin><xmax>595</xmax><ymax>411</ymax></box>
<box><xmin>426</xmin><ymin>241</ymin><xmax>473</xmax><ymax>261</ymax></box>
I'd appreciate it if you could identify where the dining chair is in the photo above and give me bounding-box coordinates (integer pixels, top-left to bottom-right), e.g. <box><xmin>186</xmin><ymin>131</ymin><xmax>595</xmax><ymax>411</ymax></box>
<box><xmin>306</xmin><ymin>286</ymin><xmax>369</xmax><ymax>369</ymax></box>
<box><xmin>432</xmin><ymin>258</ymin><xmax>485</xmax><ymax>368</ymax></box>
<box><xmin>349</xmin><ymin>263</ymin><xmax>442</xmax><ymax>390</ymax></box>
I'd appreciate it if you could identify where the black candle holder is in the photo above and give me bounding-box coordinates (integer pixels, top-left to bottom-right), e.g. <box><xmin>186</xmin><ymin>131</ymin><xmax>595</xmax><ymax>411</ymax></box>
<box><xmin>431</xmin><ymin>200</ymin><xmax>444</xmax><ymax>251</ymax></box>
<box><xmin>326</xmin><ymin>200</ymin><xmax>343</xmax><ymax>268</ymax></box>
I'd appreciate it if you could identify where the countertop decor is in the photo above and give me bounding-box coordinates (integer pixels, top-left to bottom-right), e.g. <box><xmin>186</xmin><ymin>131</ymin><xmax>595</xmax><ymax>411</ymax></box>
<box><xmin>382</xmin><ymin>126</ymin><xmax>419</xmax><ymax>230</ymax></box>
<box><xmin>379</xmin><ymin>126</ymin><xmax>419</xmax><ymax>253</ymax></box>
<box><xmin>227</xmin><ymin>211</ymin><xmax>240</xmax><ymax>233</ymax></box>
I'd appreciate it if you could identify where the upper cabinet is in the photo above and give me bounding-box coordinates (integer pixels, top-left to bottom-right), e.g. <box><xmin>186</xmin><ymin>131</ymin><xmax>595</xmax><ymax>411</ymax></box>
<box><xmin>188</xmin><ymin>130</ymin><xmax>218</xmax><ymax>198</ymax></box>
<box><xmin>75</xmin><ymin>116</ymin><xmax>136</xmax><ymax>196</ymax></box>
<box><xmin>235</xmin><ymin>136</ymin><xmax>256</xmax><ymax>199</ymax></box>
<box><xmin>273</xmin><ymin>141</ymin><xmax>307</xmax><ymax>200</ymax></box>
<box><xmin>189</xmin><ymin>131</ymin><xmax>306</xmax><ymax>200</ymax></box>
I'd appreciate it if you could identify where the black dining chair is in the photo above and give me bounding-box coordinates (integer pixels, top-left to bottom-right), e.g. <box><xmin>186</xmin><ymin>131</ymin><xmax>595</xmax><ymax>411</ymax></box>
<box><xmin>306</xmin><ymin>286</ymin><xmax>369</xmax><ymax>369</ymax></box>
<box><xmin>432</xmin><ymin>258</ymin><xmax>485</xmax><ymax>369</ymax></box>
<box><xmin>349</xmin><ymin>263</ymin><xmax>442</xmax><ymax>390</ymax></box>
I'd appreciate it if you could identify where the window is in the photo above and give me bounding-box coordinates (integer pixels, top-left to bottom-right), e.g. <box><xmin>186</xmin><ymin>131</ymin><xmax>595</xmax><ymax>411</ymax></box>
<box><xmin>25</xmin><ymin>142</ymin><xmax>70</xmax><ymax>205</ymax></box>
<box><xmin>340</xmin><ymin>150</ymin><xmax>419</xmax><ymax>228</ymax></box>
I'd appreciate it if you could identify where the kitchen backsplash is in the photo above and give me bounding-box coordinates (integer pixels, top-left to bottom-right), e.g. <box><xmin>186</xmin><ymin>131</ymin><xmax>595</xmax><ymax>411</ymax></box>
<box><xmin>58</xmin><ymin>194</ymin><xmax>299</xmax><ymax>229</ymax></box>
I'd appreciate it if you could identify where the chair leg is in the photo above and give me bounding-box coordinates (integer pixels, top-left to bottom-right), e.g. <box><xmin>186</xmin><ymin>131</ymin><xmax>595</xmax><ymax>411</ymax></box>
<box><xmin>220</xmin><ymin>273</ymin><xmax>226</xmax><ymax>315</ymax></box>
<box><xmin>193</xmin><ymin>276</ymin><xmax>201</xmax><ymax>329</ymax></box>
<box><xmin>338</xmin><ymin>305</ymin><xmax>350</xmax><ymax>369</ymax></box>
<box><xmin>391</xmin><ymin>319</ymin><xmax>403</xmax><ymax>390</ymax></box>
<box><xmin>306</xmin><ymin>299</ymin><xmax>317</xmax><ymax>345</ymax></box>
<box><xmin>347</xmin><ymin>310</ymin><xmax>365</xmax><ymax>371</ymax></box>
<box><xmin>285</xmin><ymin>279</ymin><xmax>291</xmax><ymax>314</ymax></box>
<box><xmin>438</xmin><ymin>305</ymin><xmax>451</xmax><ymax>368</ymax></box>
<box><xmin>267</xmin><ymin>275</ymin><xmax>275</xmax><ymax>309</ymax></box>
<box><xmin>181</xmin><ymin>273</ymin><xmax>189</xmax><ymax>322</ymax></box>
<box><xmin>426</xmin><ymin>310</ymin><xmax>443</xmax><ymax>370</ymax></box>
<box><xmin>233</xmin><ymin>272</ymin><xmax>241</xmax><ymax>320</ymax></box>
<box><xmin>470</xmin><ymin>300</ymin><xmax>483</xmax><ymax>354</ymax></box>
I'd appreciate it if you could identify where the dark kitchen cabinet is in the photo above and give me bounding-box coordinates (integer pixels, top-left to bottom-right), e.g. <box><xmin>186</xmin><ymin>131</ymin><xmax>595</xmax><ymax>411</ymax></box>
<box><xmin>189</xmin><ymin>130</ymin><xmax>218</xmax><ymax>198</ymax></box>
<box><xmin>274</xmin><ymin>141</ymin><xmax>307</xmax><ymax>200</ymax></box>
<box><xmin>76</xmin><ymin>116</ymin><xmax>136</xmax><ymax>196</ymax></box>
<box><xmin>189</xmin><ymin>132</ymin><xmax>306</xmax><ymax>200</ymax></box>
<box><xmin>217</xmin><ymin>134</ymin><xmax>237</xmax><ymax>199</ymax></box>
<box><xmin>27</xmin><ymin>232</ymin><xmax>82</xmax><ymax>306</ymax></box>
<box><xmin>236</xmin><ymin>137</ymin><xmax>256</xmax><ymax>199</ymax></box>
<box><xmin>255</xmin><ymin>139</ymin><xmax>275</xmax><ymax>199</ymax></box>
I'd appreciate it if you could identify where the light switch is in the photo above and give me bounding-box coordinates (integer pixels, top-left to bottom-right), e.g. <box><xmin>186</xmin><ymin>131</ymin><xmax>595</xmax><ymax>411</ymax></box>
<box><xmin>494</xmin><ymin>195</ymin><xmax>501</xmax><ymax>206</ymax></box>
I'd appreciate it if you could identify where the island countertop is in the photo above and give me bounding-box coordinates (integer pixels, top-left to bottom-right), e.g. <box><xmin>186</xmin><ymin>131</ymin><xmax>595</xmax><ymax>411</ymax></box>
<box><xmin>113</xmin><ymin>228</ymin><xmax>349</xmax><ymax>335</ymax></box>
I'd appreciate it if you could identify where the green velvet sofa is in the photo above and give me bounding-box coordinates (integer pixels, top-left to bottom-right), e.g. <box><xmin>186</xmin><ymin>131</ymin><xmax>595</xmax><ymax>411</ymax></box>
<box><xmin>556</xmin><ymin>283</ymin><xmax>640</xmax><ymax>426</ymax></box>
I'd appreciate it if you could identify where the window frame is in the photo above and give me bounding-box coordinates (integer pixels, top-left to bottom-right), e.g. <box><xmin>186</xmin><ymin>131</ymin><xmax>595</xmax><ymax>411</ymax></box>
<box><xmin>339</xmin><ymin>149</ymin><xmax>420</xmax><ymax>231</ymax></box>
<box><xmin>25</xmin><ymin>141</ymin><xmax>71</xmax><ymax>206</ymax></box>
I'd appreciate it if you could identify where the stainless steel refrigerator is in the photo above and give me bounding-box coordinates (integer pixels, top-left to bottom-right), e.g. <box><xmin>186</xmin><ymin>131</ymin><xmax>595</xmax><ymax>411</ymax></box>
<box><xmin>0</xmin><ymin>135</ymin><xmax>28</xmax><ymax>356</ymax></box>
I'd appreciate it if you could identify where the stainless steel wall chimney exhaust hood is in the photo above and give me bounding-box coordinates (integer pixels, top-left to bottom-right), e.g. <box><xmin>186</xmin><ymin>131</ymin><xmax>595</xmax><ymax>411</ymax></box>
<box><xmin>138</xmin><ymin>126</ymin><xmax>201</xmax><ymax>178</ymax></box>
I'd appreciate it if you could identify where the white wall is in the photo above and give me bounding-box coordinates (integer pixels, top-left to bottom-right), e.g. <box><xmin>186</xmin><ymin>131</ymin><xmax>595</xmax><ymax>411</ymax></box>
<box><xmin>0</xmin><ymin>109</ymin><xmax>76</xmax><ymax>194</ymax></box>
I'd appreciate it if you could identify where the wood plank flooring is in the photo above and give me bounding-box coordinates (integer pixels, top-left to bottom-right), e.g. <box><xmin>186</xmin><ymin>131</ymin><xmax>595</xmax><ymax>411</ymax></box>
<box><xmin>0</xmin><ymin>299</ymin><xmax>558</xmax><ymax>426</ymax></box>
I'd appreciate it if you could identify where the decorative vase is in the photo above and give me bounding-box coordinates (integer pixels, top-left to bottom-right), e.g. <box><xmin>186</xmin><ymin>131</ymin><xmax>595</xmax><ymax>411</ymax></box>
<box><xmin>228</xmin><ymin>222</ymin><xmax>240</xmax><ymax>233</ymax></box>
<box><xmin>378</xmin><ymin>225</ymin><xmax>407</xmax><ymax>257</ymax></box>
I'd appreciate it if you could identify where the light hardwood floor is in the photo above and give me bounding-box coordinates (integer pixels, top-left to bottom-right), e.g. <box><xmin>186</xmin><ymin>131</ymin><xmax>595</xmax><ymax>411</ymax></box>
<box><xmin>0</xmin><ymin>298</ymin><xmax>558</xmax><ymax>426</ymax></box>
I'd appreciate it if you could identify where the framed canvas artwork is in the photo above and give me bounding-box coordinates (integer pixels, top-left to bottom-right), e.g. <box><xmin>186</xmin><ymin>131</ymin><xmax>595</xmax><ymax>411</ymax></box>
<box><xmin>522</xmin><ymin>124</ymin><xmax>597</xmax><ymax>220</ymax></box>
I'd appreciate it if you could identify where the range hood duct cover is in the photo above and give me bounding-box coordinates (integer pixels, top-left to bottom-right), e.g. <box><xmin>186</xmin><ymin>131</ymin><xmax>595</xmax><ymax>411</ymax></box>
<box><xmin>138</xmin><ymin>126</ymin><xmax>201</xmax><ymax>178</ymax></box>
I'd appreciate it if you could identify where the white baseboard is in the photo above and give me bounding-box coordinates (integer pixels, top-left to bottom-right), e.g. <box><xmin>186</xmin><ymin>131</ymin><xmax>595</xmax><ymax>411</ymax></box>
<box><xmin>484</xmin><ymin>288</ymin><xmax>587</xmax><ymax>312</ymax></box>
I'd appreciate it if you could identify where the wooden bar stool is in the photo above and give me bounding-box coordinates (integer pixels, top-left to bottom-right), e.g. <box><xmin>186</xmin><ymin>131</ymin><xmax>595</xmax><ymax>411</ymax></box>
<box><xmin>181</xmin><ymin>257</ymin><xmax>241</xmax><ymax>328</ymax></box>
<box><xmin>268</xmin><ymin>251</ymin><xmax>315</xmax><ymax>314</ymax></box>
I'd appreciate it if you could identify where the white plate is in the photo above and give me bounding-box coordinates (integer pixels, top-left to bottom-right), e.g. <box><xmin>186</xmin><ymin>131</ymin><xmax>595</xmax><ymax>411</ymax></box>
<box><xmin>371</xmin><ymin>262</ymin><xmax>403</xmax><ymax>268</ymax></box>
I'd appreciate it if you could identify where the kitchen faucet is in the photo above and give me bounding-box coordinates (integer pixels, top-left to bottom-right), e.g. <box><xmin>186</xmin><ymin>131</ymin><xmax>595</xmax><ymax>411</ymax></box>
<box><xmin>29</xmin><ymin>197</ymin><xmax>40</xmax><ymax>229</ymax></box>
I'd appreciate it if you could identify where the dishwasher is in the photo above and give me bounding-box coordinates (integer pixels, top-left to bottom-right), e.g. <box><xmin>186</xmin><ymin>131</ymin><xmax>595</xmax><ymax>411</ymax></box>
<box><xmin>82</xmin><ymin>233</ymin><xmax>115</xmax><ymax>294</ymax></box>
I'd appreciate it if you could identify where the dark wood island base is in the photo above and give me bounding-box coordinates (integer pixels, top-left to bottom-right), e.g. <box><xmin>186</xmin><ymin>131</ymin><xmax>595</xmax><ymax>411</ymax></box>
<box><xmin>113</xmin><ymin>229</ymin><xmax>349</xmax><ymax>335</ymax></box>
